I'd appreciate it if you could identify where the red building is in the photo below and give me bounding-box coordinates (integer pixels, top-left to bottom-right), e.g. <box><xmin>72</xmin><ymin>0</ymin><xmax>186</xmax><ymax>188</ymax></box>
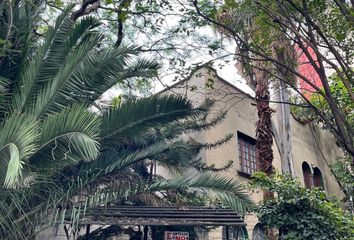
<box><xmin>296</xmin><ymin>45</ymin><xmax>323</xmax><ymax>99</ymax></box>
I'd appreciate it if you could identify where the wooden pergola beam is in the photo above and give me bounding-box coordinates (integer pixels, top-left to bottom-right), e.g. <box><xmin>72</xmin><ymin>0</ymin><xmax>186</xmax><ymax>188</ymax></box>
<box><xmin>63</xmin><ymin>206</ymin><xmax>246</xmax><ymax>226</ymax></box>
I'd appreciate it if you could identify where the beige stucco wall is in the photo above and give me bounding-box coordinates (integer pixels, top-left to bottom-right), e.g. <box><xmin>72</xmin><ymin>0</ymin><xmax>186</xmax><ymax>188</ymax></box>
<box><xmin>162</xmin><ymin>67</ymin><xmax>345</xmax><ymax>239</ymax></box>
<box><xmin>290</xmin><ymin>118</ymin><xmax>344</xmax><ymax>197</ymax></box>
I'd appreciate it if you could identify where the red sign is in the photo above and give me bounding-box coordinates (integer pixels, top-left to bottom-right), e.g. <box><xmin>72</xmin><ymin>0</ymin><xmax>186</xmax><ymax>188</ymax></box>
<box><xmin>164</xmin><ymin>231</ymin><xmax>189</xmax><ymax>240</ymax></box>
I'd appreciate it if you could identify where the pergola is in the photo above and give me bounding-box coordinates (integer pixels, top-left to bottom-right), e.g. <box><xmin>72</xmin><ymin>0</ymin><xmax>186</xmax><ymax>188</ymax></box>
<box><xmin>65</xmin><ymin>206</ymin><xmax>246</xmax><ymax>239</ymax></box>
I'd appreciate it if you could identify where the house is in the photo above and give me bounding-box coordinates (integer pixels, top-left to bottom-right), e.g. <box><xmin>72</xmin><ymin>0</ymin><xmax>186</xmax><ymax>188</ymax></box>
<box><xmin>159</xmin><ymin>66</ymin><xmax>344</xmax><ymax>239</ymax></box>
<box><xmin>37</xmin><ymin>66</ymin><xmax>344</xmax><ymax>240</ymax></box>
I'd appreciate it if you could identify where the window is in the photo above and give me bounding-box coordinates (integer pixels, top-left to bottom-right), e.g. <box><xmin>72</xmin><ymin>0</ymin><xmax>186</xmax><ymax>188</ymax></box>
<box><xmin>302</xmin><ymin>163</ymin><xmax>325</xmax><ymax>189</ymax></box>
<box><xmin>238</xmin><ymin>132</ymin><xmax>258</xmax><ymax>176</ymax></box>
<box><xmin>313</xmin><ymin>167</ymin><xmax>324</xmax><ymax>188</ymax></box>
<box><xmin>302</xmin><ymin>162</ymin><xmax>312</xmax><ymax>189</ymax></box>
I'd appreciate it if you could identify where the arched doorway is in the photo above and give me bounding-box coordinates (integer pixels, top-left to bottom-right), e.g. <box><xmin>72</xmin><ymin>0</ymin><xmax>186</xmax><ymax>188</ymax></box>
<box><xmin>313</xmin><ymin>167</ymin><xmax>324</xmax><ymax>188</ymax></box>
<box><xmin>302</xmin><ymin>162</ymin><xmax>312</xmax><ymax>189</ymax></box>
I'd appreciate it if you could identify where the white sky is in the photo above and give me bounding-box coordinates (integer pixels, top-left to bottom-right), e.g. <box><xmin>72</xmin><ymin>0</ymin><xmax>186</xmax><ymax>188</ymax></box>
<box><xmin>101</xmin><ymin>44</ymin><xmax>255</xmax><ymax>103</ymax></box>
<box><xmin>79</xmin><ymin>1</ymin><xmax>256</xmax><ymax>103</ymax></box>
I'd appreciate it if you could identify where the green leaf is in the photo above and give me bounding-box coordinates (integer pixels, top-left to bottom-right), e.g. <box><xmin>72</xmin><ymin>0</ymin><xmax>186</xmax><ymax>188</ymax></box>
<box><xmin>149</xmin><ymin>173</ymin><xmax>253</xmax><ymax>214</ymax></box>
<box><xmin>0</xmin><ymin>114</ymin><xmax>39</xmax><ymax>187</ymax></box>
<box><xmin>2</xmin><ymin>143</ymin><xmax>22</xmax><ymax>187</ymax></box>
<box><xmin>101</xmin><ymin>95</ymin><xmax>200</xmax><ymax>143</ymax></box>
<box><xmin>29</xmin><ymin>105</ymin><xmax>100</xmax><ymax>173</ymax></box>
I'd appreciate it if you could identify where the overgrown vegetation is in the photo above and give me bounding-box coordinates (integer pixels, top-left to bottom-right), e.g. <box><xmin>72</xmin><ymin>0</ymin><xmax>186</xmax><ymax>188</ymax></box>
<box><xmin>1</xmin><ymin>0</ymin><xmax>353</xmax><ymax>239</ymax></box>
<box><xmin>199</xmin><ymin>0</ymin><xmax>354</xmax><ymax>158</ymax></box>
<box><xmin>0</xmin><ymin>4</ymin><xmax>252</xmax><ymax>239</ymax></box>
<box><xmin>251</xmin><ymin>172</ymin><xmax>354</xmax><ymax>240</ymax></box>
<box><xmin>330</xmin><ymin>156</ymin><xmax>354</xmax><ymax>215</ymax></box>
<box><xmin>291</xmin><ymin>73</ymin><xmax>353</xmax><ymax>128</ymax></box>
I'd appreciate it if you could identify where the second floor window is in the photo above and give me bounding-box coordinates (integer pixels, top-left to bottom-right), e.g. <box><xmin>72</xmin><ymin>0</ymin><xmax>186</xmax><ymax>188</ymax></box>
<box><xmin>238</xmin><ymin>132</ymin><xmax>258</xmax><ymax>175</ymax></box>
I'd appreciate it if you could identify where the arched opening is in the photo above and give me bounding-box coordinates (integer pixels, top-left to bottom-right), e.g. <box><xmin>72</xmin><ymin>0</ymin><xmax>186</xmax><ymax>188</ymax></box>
<box><xmin>252</xmin><ymin>224</ymin><xmax>265</xmax><ymax>240</ymax></box>
<box><xmin>302</xmin><ymin>162</ymin><xmax>312</xmax><ymax>189</ymax></box>
<box><xmin>313</xmin><ymin>167</ymin><xmax>324</xmax><ymax>188</ymax></box>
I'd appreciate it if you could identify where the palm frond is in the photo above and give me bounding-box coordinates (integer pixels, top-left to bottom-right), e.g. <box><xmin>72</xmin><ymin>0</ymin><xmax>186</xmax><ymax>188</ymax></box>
<box><xmin>0</xmin><ymin>114</ymin><xmax>39</xmax><ymax>187</ymax></box>
<box><xmin>0</xmin><ymin>178</ymin><xmax>69</xmax><ymax>240</ymax></box>
<box><xmin>40</xmin><ymin>104</ymin><xmax>100</xmax><ymax>148</ymax></box>
<box><xmin>11</xmin><ymin>5</ymin><xmax>75</xmax><ymax>114</ymax></box>
<box><xmin>0</xmin><ymin>76</ymin><xmax>10</xmax><ymax>117</ymax></box>
<box><xmin>119</xmin><ymin>58</ymin><xmax>159</xmax><ymax>80</ymax></box>
<box><xmin>148</xmin><ymin>173</ymin><xmax>253</xmax><ymax>214</ymax></box>
<box><xmin>151</xmin><ymin>141</ymin><xmax>200</xmax><ymax>174</ymax></box>
<box><xmin>101</xmin><ymin>95</ymin><xmax>201</xmax><ymax>143</ymax></box>
<box><xmin>153</xmin><ymin>102</ymin><xmax>227</xmax><ymax>140</ymax></box>
<box><xmin>82</xmin><ymin>141</ymin><xmax>172</xmax><ymax>175</ymax></box>
<box><xmin>0</xmin><ymin>2</ymin><xmax>38</xmax><ymax>82</ymax></box>
<box><xmin>28</xmin><ymin>105</ymin><xmax>100</xmax><ymax>172</ymax></box>
<box><xmin>69</xmin><ymin>16</ymin><xmax>101</xmax><ymax>46</ymax></box>
<box><xmin>32</xmin><ymin>32</ymin><xmax>102</xmax><ymax>117</ymax></box>
<box><xmin>2</xmin><ymin>143</ymin><xmax>21</xmax><ymax>187</ymax></box>
<box><xmin>69</xmin><ymin>45</ymin><xmax>152</xmax><ymax>104</ymax></box>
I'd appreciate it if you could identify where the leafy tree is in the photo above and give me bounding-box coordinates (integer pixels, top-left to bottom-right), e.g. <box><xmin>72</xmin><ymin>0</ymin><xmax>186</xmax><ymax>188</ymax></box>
<box><xmin>192</xmin><ymin>0</ymin><xmax>354</xmax><ymax>159</ymax></box>
<box><xmin>292</xmin><ymin>72</ymin><xmax>353</xmax><ymax>129</ymax></box>
<box><xmin>0</xmin><ymin>3</ymin><xmax>252</xmax><ymax>239</ymax></box>
<box><xmin>14</xmin><ymin>1</ymin><xmax>352</xmax><ymax>158</ymax></box>
<box><xmin>11</xmin><ymin>0</ymin><xmax>235</xmax><ymax>93</ymax></box>
<box><xmin>330</xmin><ymin>155</ymin><xmax>354</xmax><ymax>215</ymax></box>
<box><xmin>251</xmin><ymin>172</ymin><xmax>354</xmax><ymax>240</ymax></box>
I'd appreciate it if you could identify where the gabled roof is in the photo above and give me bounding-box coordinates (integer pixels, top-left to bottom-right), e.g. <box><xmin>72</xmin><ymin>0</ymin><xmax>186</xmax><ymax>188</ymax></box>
<box><xmin>156</xmin><ymin>66</ymin><xmax>255</xmax><ymax>100</ymax></box>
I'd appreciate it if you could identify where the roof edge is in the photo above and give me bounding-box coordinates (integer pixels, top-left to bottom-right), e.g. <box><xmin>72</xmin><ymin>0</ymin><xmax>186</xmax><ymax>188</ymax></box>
<box><xmin>155</xmin><ymin>66</ymin><xmax>255</xmax><ymax>100</ymax></box>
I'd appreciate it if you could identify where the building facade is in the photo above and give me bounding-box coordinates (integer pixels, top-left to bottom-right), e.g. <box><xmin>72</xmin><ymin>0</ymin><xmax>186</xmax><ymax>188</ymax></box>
<box><xmin>160</xmin><ymin>67</ymin><xmax>344</xmax><ymax>239</ymax></box>
<box><xmin>38</xmin><ymin>67</ymin><xmax>344</xmax><ymax>240</ymax></box>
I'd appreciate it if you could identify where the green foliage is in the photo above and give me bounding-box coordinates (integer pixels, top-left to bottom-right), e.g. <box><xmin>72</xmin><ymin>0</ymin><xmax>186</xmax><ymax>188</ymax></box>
<box><xmin>250</xmin><ymin>172</ymin><xmax>354</xmax><ymax>240</ymax></box>
<box><xmin>330</xmin><ymin>155</ymin><xmax>354</xmax><ymax>214</ymax></box>
<box><xmin>0</xmin><ymin>4</ymin><xmax>252</xmax><ymax>239</ymax></box>
<box><xmin>331</xmin><ymin>157</ymin><xmax>354</xmax><ymax>189</ymax></box>
<box><xmin>211</xmin><ymin>0</ymin><xmax>354</xmax><ymax>156</ymax></box>
<box><xmin>291</xmin><ymin>73</ymin><xmax>353</xmax><ymax>132</ymax></box>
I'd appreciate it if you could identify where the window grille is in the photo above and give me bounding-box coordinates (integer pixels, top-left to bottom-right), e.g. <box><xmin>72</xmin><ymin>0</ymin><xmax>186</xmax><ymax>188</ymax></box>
<box><xmin>238</xmin><ymin>133</ymin><xmax>258</xmax><ymax>176</ymax></box>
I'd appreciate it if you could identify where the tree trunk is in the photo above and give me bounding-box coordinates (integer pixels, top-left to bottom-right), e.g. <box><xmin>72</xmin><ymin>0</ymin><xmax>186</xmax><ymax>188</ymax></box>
<box><xmin>254</xmin><ymin>65</ymin><xmax>274</xmax><ymax>176</ymax></box>
<box><xmin>273</xmin><ymin>79</ymin><xmax>295</xmax><ymax>177</ymax></box>
<box><xmin>254</xmin><ymin>62</ymin><xmax>277</xmax><ymax>240</ymax></box>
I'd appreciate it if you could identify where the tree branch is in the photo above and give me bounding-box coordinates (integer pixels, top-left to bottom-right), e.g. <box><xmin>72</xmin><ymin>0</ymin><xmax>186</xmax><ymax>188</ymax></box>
<box><xmin>70</xmin><ymin>0</ymin><xmax>100</xmax><ymax>22</ymax></box>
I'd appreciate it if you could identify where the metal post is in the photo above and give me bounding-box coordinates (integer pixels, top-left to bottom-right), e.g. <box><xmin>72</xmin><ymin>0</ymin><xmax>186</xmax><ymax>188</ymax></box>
<box><xmin>85</xmin><ymin>224</ymin><xmax>90</xmax><ymax>240</ymax></box>
<box><xmin>143</xmin><ymin>226</ymin><xmax>149</xmax><ymax>240</ymax></box>
<box><xmin>235</xmin><ymin>226</ymin><xmax>239</xmax><ymax>239</ymax></box>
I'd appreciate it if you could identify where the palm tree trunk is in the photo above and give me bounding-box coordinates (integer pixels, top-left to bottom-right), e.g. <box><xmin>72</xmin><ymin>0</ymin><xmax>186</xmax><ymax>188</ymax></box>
<box><xmin>254</xmin><ymin>65</ymin><xmax>274</xmax><ymax>176</ymax></box>
<box><xmin>254</xmin><ymin>63</ymin><xmax>277</xmax><ymax>239</ymax></box>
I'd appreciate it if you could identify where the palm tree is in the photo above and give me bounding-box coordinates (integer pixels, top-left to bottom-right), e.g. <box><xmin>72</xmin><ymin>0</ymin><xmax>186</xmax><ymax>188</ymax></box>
<box><xmin>217</xmin><ymin>5</ymin><xmax>275</xmax><ymax>176</ymax></box>
<box><xmin>0</xmin><ymin>3</ymin><xmax>252</xmax><ymax>239</ymax></box>
<box><xmin>216</xmin><ymin>3</ymin><xmax>298</xmax><ymax>239</ymax></box>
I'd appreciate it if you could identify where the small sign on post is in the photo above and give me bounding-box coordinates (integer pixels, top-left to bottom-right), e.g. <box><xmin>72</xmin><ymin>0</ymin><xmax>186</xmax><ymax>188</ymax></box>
<box><xmin>164</xmin><ymin>231</ymin><xmax>189</xmax><ymax>240</ymax></box>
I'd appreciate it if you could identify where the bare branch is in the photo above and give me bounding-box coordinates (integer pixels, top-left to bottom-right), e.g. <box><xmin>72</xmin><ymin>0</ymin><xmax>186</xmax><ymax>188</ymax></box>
<box><xmin>70</xmin><ymin>0</ymin><xmax>100</xmax><ymax>21</ymax></box>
